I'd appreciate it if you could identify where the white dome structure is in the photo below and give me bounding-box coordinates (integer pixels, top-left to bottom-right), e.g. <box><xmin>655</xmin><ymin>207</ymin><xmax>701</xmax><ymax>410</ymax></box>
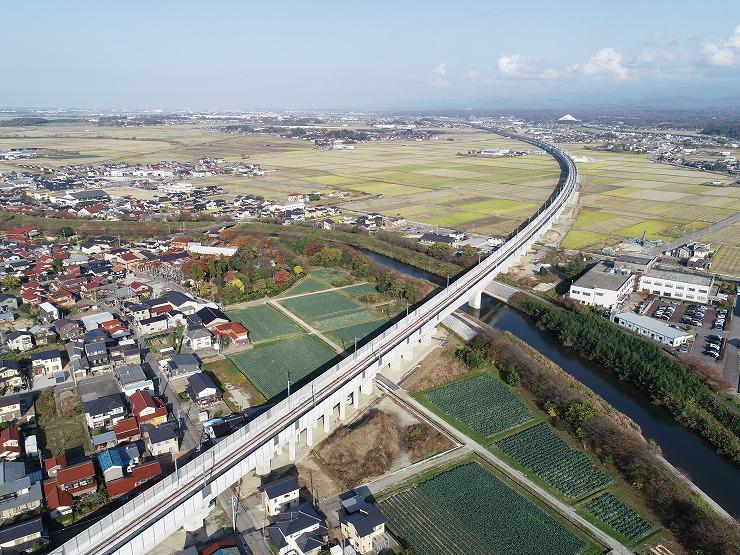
<box><xmin>558</xmin><ymin>114</ymin><xmax>579</xmax><ymax>122</ymax></box>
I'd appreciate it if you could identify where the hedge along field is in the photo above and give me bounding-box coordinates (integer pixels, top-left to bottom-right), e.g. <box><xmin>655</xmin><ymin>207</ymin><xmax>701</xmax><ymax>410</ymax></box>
<box><xmin>226</xmin><ymin>304</ymin><xmax>304</xmax><ymax>343</ymax></box>
<box><xmin>496</xmin><ymin>423</ymin><xmax>612</xmax><ymax>501</ymax></box>
<box><xmin>422</xmin><ymin>374</ymin><xmax>534</xmax><ymax>439</ymax></box>
<box><xmin>378</xmin><ymin>462</ymin><xmax>588</xmax><ymax>555</ymax></box>
<box><xmin>228</xmin><ymin>335</ymin><xmax>337</xmax><ymax>399</ymax></box>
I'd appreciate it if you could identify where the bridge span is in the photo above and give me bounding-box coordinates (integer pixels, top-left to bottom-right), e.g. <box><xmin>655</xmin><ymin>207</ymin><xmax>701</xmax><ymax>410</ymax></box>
<box><xmin>53</xmin><ymin>130</ymin><xmax>579</xmax><ymax>555</ymax></box>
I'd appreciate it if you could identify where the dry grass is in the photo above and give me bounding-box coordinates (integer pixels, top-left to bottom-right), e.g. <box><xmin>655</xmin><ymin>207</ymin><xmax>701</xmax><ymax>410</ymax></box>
<box><xmin>402</xmin><ymin>422</ymin><xmax>454</xmax><ymax>463</ymax></box>
<box><xmin>316</xmin><ymin>409</ymin><xmax>399</xmax><ymax>487</ymax></box>
<box><xmin>403</xmin><ymin>334</ymin><xmax>469</xmax><ymax>393</ymax></box>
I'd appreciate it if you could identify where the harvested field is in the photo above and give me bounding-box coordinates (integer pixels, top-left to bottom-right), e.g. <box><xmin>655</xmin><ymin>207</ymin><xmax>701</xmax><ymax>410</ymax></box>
<box><xmin>403</xmin><ymin>333</ymin><xmax>469</xmax><ymax>393</ymax></box>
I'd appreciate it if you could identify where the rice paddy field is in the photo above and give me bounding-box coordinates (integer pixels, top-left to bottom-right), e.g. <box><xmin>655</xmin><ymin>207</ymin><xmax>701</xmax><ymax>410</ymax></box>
<box><xmin>561</xmin><ymin>146</ymin><xmax>740</xmax><ymax>273</ymax></box>
<box><xmin>0</xmin><ymin>122</ymin><xmax>560</xmax><ymax>237</ymax></box>
<box><xmin>378</xmin><ymin>461</ymin><xmax>591</xmax><ymax>555</ymax></box>
<box><xmin>228</xmin><ymin>335</ymin><xmax>338</xmax><ymax>399</ymax></box>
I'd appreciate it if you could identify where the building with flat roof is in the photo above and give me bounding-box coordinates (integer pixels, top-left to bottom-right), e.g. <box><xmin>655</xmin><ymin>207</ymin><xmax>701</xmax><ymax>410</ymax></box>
<box><xmin>638</xmin><ymin>269</ymin><xmax>713</xmax><ymax>304</ymax></box>
<box><xmin>568</xmin><ymin>261</ymin><xmax>635</xmax><ymax>308</ymax></box>
<box><xmin>612</xmin><ymin>312</ymin><xmax>693</xmax><ymax>347</ymax></box>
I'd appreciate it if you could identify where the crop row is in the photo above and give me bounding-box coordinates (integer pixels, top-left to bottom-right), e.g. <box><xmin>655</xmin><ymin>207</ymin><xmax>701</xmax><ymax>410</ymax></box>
<box><xmin>585</xmin><ymin>493</ymin><xmax>653</xmax><ymax>540</ymax></box>
<box><xmin>496</xmin><ymin>423</ymin><xmax>612</xmax><ymax>499</ymax></box>
<box><xmin>424</xmin><ymin>374</ymin><xmax>534</xmax><ymax>437</ymax></box>
<box><xmin>379</xmin><ymin>463</ymin><xmax>586</xmax><ymax>555</ymax></box>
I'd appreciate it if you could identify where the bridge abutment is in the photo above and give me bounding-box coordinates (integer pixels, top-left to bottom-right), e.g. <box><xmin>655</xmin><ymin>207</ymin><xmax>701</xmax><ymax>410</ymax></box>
<box><xmin>469</xmin><ymin>290</ymin><xmax>482</xmax><ymax>310</ymax></box>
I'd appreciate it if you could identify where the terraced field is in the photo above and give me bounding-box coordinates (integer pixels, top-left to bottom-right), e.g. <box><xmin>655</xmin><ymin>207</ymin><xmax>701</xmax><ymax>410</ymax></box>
<box><xmin>422</xmin><ymin>374</ymin><xmax>534</xmax><ymax>438</ymax></box>
<box><xmin>379</xmin><ymin>462</ymin><xmax>587</xmax><ymax>555</ymax></box>
<box><xmin>496</xmin><ymin>423</ymin><xmax>612</xmax><ymax>500</ymax></box>
<box><xmin>228</xmin><ymin>335</ymin><xmax>337</xmax><ymax>399</ymax></box>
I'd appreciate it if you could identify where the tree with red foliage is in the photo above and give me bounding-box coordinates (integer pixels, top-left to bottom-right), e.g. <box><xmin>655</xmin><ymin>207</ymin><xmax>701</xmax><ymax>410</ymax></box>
<box><xmin>272</xmin><ymin>270</ymin><xmax>291</xmax><ymax>286</ymax></box>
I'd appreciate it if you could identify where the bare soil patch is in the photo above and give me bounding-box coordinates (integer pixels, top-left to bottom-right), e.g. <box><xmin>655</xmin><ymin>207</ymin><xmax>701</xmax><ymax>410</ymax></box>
<box><xmin>403</xmin><ymin>334</ymin><xmax>469</xmax><ymax>393</ymax></box>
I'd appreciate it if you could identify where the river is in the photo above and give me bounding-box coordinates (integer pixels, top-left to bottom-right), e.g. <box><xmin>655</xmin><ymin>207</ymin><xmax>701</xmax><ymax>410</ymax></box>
<box><xmin>363</xmin><ymin>249</ymin><xmax>740</xmax><ymax>517</ymax></box>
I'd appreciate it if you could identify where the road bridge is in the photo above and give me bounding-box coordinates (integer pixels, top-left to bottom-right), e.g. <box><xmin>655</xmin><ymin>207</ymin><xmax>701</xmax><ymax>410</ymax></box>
<box><xmin>53</xmin><ymin>130</ymin><xmax>579</xmax><ymax>555</ymax></box>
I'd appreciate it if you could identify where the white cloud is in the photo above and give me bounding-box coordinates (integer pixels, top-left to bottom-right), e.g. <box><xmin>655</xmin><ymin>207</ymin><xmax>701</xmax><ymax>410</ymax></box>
<box><xmin>430</xmin><ymin>61</ymin><xmax>449</xmax><ymax>88</ymax></box>
<box><xmin>703</xmin><ymin>25</ymin><xmax>740</xmax><ymax>66</ymax></box>
<box><xmin>465</xmin><ymin>69</ymin><xmax>481</xmax><ymax>80</ymax></box>
<box><xmin>569</xmin><ymin>47</ymin><xmax>631</xmax><ymax>80</ymax></box>
<box><xmin>496</xmin><ymin>54</ymin><xmax>558</xmax><ymax>80</ymax></box>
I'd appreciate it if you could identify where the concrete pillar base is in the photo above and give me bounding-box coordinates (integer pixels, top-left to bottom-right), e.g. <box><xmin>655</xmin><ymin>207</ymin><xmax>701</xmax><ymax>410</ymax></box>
<box><xmin>338</xmin><ymin>400</ymin><xmax>346</xmax><ymax>421</ymax></box>
<box><xmin>256</xmin><ymin>459</ymin><xmax>271</xmax><ymax>476</ymax></box>
<box><xmin>183</xmin><ymin>515</ymin><xmax>205</xmax><ymax>533</ymax></box>
<box><xmin>323</xmin><ymin>412</ymin><xmax>331</xmax><ymax>433</ymax></box>
<box><xmin>361</xmin><ymin>379</ymin><xmax>373</xmax><ymax>396</ymax></box>
<box><xmin>288</xmin><ymin>438</ymin><xmax>296</xmax><ymax>461</ymax></box>
<box><xmin>352</xmin><ymin>389</ymin><xmax>359</xmax><ymax>409</ymax></box>
<box><xmin>306</xmin><ymin>426</ymin><xmax>314</xmax><ymax>448</ymax></box>
<box><xmin>469</xmin><ymin>290</ymin><xmax>482</xmax><ymax>310</ymax></box>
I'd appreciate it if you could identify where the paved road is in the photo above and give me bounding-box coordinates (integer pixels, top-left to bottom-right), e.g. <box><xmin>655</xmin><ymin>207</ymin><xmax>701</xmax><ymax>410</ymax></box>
<box><xmin>724</xmin><ymin>297</ymin><xmax>740</xmax><ymax>392</ymax></box>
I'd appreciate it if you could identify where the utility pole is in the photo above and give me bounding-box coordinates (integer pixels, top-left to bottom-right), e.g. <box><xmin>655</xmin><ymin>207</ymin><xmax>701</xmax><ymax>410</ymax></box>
<box><xmin>230</xmin><ymin>492</ymin><xmax>238</xmax><ymax>531</ymax></box>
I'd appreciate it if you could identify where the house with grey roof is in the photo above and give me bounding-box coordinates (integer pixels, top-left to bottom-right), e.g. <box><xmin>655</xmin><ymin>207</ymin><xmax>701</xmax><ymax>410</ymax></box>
<box><xmin>0</xmin><ymin>461</ymin><xmax>43</xmax><ymax>520</ymax></box>
<box><xmin>266</xmin><ymin>502</ymin><xmax>328</xmax><ymax>555</ymax></box>
<box><xmin>115</xmin><ymin>364</ymin><xmax>154</xmax><ymax>397</ymax></box>
<box><xmin>260</xmin><ymin>475</ymin><xmax>300</xmax><ymax>516</ymax></box>
<box><xmin>0</xmin><ymin>515</ymin><xmax>46</xmax><ymax>550</ymax></box>
<box><xmin>164</xmin><ymin>353</ymin><xmax>200</xmax><ymax>379</ymax></box>
<box><xmin>338</xmin><ymin>491</ymin><xmax>387</xmax><ymax>554</ymax></box>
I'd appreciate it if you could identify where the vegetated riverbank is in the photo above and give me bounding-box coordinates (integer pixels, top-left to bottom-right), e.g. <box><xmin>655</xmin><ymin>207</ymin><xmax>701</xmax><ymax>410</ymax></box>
<box><xmin>459</xmin><ymin>326</ymin><xmax>740</xmax><ymax>555</ymax></box>
<box><xmin>510</xmin><ymin>293</ymin><xmax>740</xmax><ymax>466</ymax></box>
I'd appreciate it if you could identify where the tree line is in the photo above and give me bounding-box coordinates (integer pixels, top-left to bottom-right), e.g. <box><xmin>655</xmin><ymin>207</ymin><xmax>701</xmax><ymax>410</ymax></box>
<box><xmin>511</xmin><ymin>294</ymin><xmax>740</xmax><ymax>465</ymax></box>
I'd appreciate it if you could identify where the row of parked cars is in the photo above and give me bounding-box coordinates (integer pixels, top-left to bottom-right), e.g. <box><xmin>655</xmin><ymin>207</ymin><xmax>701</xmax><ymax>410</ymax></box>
<box><xmin>655</xmin><ymin>303</ymin><xmax>677</xmax><ymax>320</ymax></box>
<box><xmin>681</xmin><ymin>304</ymin><xmax>706</xmax><ymax>326</ymax></box>
<box><xmin>704</xmin><ymin>334</ymin><xmax>723</xmax><ymax>359</ymax></box>
<box><xmin>713</xmin><ymin>308</ymin><xmax>729</xmax><ymax>332</ymax></box>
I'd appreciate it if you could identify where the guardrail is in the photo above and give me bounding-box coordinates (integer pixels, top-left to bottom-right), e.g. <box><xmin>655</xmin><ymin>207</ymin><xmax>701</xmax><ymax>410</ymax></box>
<box><xmin>54</xmin><ymin>130</ymin><xmax>578</xmax><ymax>555</ymax></box>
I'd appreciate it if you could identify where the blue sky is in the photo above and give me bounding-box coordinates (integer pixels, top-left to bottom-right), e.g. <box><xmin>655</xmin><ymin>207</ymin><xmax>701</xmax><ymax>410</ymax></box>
<box><xmin>3</xmin><ymin>1</ymin><xmax>740</xmax><ymax>110</ymax></box>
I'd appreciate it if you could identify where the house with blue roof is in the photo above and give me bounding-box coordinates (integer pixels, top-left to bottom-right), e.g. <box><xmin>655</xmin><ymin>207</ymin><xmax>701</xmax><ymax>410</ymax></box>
<box><xmin>97</xmin><ymin>448</ymin><xmax>124</xmax><ymax>482</ymax></box>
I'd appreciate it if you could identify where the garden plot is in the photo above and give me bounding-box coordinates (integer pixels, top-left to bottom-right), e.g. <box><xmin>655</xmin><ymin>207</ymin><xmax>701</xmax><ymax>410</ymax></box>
<box><xmin>422</xmin><ymin>374</ymin><xmax>534</xmax><ymax>439</ymax></box>
<box><xmin>496</xmin><ymin>423</ymin><xmax>612</xmax><ymax>500</ymax></box>
<box><xmin>379</xmin><ymin>462</ymin><xmax>587</xmax><ymax>555</ymax></box>
<box><xmin>584</xmin><ymin>493</ymin><xmax>653</xmax><ymax>542</ymax></box>
<box><xmin>227</xmin><ymin>304</ymin><xmax>304</xmax><ymax>343</ymax></box>
<box><xmin>228</xmin><ymin>335</ymin><xmax>337</xmax><ymax>400</ymax></box>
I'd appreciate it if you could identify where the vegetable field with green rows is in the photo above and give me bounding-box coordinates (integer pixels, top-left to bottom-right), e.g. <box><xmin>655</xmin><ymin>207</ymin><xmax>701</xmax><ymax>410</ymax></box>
<box><xmin>496</xmin><ymin>423</ymin><xmax>612</xmax><ymax>500</ymax></box>
<box><xmin>423</xmin><ymin>374</ymin><xmax>534</xmax><ymax>438</ymax></box>
<box><xmin>585</xmin><ymin>493</ymin><xmax>653</xmax><ymax>541</ymax></box>
<box><xmin>229</xmin><ymin>335</ymin><xmax>337</xmax><ymax>399</ymax></box>
<box><xmin>379</xmin><ymin>463</ymin><xmax>587</xmax><ymax>555</ymax></box>
<box><xmin>226</xmin><ymin>304</ymin><xmax>304</xmax><ymax>343</ymax></box>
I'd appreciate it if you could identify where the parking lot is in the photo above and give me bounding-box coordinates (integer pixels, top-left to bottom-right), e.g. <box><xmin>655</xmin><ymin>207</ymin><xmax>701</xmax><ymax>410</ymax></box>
<box><xmin>643</xmin><ymin>297</ymin><xmax>730</xmax><ymax>364</ymax></box>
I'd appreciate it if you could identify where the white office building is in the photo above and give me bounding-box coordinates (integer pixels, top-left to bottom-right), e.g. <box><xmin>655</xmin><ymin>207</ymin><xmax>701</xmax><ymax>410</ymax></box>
<box><xmin>568</xmin><ymin>261</ymin><xmax>635</xmax><ymax>309</ymax></box>
<box><xmin>638</xmin><ymin>270</ymin><xmax>713</xmax><ymax>304</ymax></box>
<box><xmin>612</xmin><ymin>312</ymin><xmax>694</xmax><ymax>347</ymax></box>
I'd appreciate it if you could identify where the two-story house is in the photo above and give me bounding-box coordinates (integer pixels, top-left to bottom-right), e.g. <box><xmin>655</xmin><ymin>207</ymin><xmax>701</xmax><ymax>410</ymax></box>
<box><xmin>30</xmin><ymin>349</ymin><xmax>63</xmax><ymax>377</ymax></box>
<box><xmin>82</xmin><ymin>394</ymin><xmax>126</xmax><ymax>430</ymax></box>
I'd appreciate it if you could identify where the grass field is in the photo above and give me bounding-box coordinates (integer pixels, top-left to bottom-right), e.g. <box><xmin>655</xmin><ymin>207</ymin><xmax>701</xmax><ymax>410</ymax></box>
<box><xmin>561</xmin><ymin>146</ymin><xmax>740</xmax><ymax>270</ymax></box>
<box><xmin>226</xmin><ymin>304</ymin><xmax>304</xmax><ymax>343</ymax></box>
<box><xmin>228</xmin><ymin>335</ymin><xmax>337</xmax><ymax>399</ymax></box>
<box><xmin>378</xmin><ymin>461</ymin><xmax>590</xmax><ymax>555</ymax></box>
<box><xmin>421</xmin><ymin>374</ymin><xmax>534</xmax><ymax>439</ymax></box>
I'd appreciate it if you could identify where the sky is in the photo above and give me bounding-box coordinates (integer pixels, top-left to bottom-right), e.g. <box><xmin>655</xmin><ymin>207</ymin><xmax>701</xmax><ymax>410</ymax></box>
<box><xmin>3</xmin><ymin>1</ymin><xmax>740</xmax><ymax>111</ymax></box>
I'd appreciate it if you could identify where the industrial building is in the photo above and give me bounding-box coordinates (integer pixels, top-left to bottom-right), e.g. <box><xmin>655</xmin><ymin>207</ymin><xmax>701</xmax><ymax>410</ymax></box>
<box><xmin>638</xmin><ymin>269</ymin><xmax>713</xmax><ymax>304</ymax></box>
<box><xmin>568</xmin><ymin>261</ymin><xmax>635</xmax><ymax>308</ymax></box>
<box><xmin>612</xmin><ymin>312</ymin><xmax>693</xmax><ymax>347</ymax></box>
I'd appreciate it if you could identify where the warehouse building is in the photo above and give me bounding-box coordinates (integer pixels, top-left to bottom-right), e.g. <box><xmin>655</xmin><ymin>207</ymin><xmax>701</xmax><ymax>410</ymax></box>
<box><xmin>612</xmin><ymin>312</ymin><xmax>693</xmax><ymax>347</ymax></box>
<box><xmin>568</xmin><ymin>261</ymin><xmax>635</xmax><ymax>308</ymax></box>
<box><xmin>638</xmin><ymin>269</ymin><xmax>713</xmax><ymax>304</ymax></box>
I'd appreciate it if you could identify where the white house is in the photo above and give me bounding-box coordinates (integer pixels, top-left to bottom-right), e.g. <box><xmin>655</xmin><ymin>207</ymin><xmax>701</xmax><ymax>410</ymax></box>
<box><xmin>568</xmin><ymin>261</ymin><xmax>635</xmax><ymax>309</ymax></box>
<box><xmin>638</xmin><ymin>270</ymin><xmax>713</xmax><ymax>304</ymax></box>
<box><xmin>260</xmin><ymin>476</ymin><xmax>300</xmax><ymax>517</ymax></box>
<box><xmin>612</xmin><ymin>312</ymin><xmax>694</xmax><ymax>347</ymax></box>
